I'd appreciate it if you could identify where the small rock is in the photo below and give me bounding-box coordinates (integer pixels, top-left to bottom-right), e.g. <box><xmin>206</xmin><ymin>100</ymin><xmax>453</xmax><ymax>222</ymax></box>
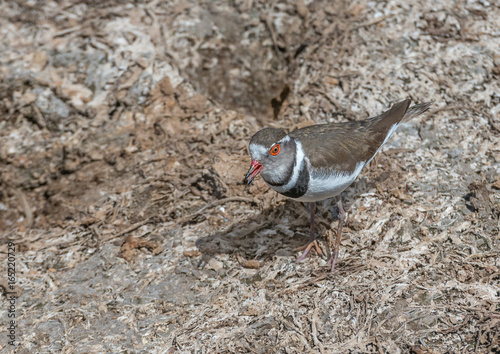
<box><xmin>88</xmin><ymin>150</ymin><xmax>104</xmax><ymax>161</ymax></box>
<box><xmin>20</xmin><ymin>91</ymin><xmax>37</xmax><ymax>106</ymax></box>
<box><xmin>206</xmin><ymin>257</ymin><xmax>223</xmax><ymax>271</ymax></box>
<box><xmin>159</xmin><ymin>77</ymin><xmax>175</xmax><ymax>96</ymax></box>
<box><xmin>297</xmin><ymin>0</ymin><xmax>308</xmax><ymax>18</ymax></box>
<box><xmin>59</xmin><ymin>83</ymin><xmax>94</xmax><ymax>110</ymax></box>
<box><xmin>183</xmin><ymin>250</ymin><xmax>201</xmax><ymax>257</ymax></box>
<box><xmin>34</xmin><ymin>87</ymin><xmax>70</xmax><ymax>127</ymax></box>
<box><xmin>182</xmin><ymin>94</ymin><xmax>207</xmax><ymax>112</ymax></box>
<box><xmin>137</xmin><ymin>57</ymin><xmax>150</xmax><ymax>69</ymax></box>
<box><xmin>324</xmin><ymin>77</ymin><xmax>339</xmax><ymax>86</ymax></box>
<box><xmin>31</xmin><ymin>51</ymin><xmax>47</xmax><ymax>72</ymax></box>
<box><xmin>350</xmin><ymin>3</ymin><xmax>367</xmax><ymax>17</ymax></box>
<box><xmin>456</xmin><ymin>270</ymin><xmax>467</xmax><ymax>282</ymax></box>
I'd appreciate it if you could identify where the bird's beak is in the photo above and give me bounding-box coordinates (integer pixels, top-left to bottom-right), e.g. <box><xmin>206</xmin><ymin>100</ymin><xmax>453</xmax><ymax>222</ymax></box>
<box><xmin>244</xmin><ymin>160</ymin><xmax>263</xmax><ymax>185</ymax></box>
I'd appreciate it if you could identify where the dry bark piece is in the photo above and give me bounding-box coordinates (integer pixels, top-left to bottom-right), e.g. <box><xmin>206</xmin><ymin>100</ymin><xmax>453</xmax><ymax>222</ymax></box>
<box><xmin>192</xmin><ymin>168</ymin><xmax>227</xmax><ymax>199</ymax></box>
<box><xmin>1</xmin><ymin>0</ymin><xmax>499</xmax><ymax>351</ymax></box>
<box><xmin>237</xmin><ymin>255</ymin><xmax>263</xmax><ymax>269</ymax></box>
<box><xmin>0</xmin><ymin>279</ymin><xmax>23</xmax><ymax>298</ymax></box>
<box><xmin>466</xmin><ymin>182</ymin><xmax>494</xmax><ymax>219</ymax></box>
<box><xmin>180</xmin><ymin>94</ymin><xmax>207</xmax><ymax>113</ymax></box>
<box><xmin>183</xmin><ymin>250</ymin><xmax>201</xmax><ymax>257</ymax></box>
<box><xmin>118</xmin><ymin>236</ymin><xmax>163</xmax><ymax>262</ymax></box>
<box><xmin>59</xmin><ymin>83</ymin><xmax>93</xmax><ymax>110</ymax></box>
<box><xmin>158</xmin><ymin>77</ymin><xmax>175</xmax><ymax>96</ymax></box>
<box><xmin>206</xmin><ymin>257</ymin><xmax>223</xmax><ymax>271</ymax></box>
<box><xmin>296</xmin><ymin>0</ymin><xmax>309</xmax><ymax>18</ymax></box>
<box><xmin>410</xmin><ymin>345</ymin><xmax>440</xmax><ymax>354</ymax></box>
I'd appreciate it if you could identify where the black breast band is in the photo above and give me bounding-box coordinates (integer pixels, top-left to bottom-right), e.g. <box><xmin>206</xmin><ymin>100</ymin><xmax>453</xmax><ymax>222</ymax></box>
<box><xmin>281</xmin><ymin>162</ymin><xmax>309</xmax><ymax>199</ymax></box>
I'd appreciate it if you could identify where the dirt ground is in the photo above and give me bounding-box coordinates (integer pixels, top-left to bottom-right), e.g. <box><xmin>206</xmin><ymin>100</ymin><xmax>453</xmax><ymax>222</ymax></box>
<box><xmin>0</xmin><ymin>0</ymin><xmax>499</xmax><ymax>352</ymax></box>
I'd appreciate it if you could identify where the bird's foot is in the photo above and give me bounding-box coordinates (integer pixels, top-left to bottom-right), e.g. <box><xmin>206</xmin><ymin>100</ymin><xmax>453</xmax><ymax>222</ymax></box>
<box><xmin>326</xmin><ymin>250</ymin><xmax>340</xmax><ymax>273</ymax></box>
<box><xmin>295</xmin><ymin>240</ymin><xmax>324</xmax><ymax>262</ymax></box>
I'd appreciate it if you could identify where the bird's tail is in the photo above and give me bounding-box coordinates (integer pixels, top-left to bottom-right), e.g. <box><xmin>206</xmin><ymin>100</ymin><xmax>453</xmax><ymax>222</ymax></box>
<box><xmin>403</xmin><ymin>101</ymin><xmax>434</xmax><ymax>122</ymax></box>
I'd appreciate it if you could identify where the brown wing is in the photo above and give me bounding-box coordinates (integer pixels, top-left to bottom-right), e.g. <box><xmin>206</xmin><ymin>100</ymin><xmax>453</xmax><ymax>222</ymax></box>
<box><xmin>289</xmin><ymin>99</ymin><xmax>411</xmax><ymax>173</ymax></box>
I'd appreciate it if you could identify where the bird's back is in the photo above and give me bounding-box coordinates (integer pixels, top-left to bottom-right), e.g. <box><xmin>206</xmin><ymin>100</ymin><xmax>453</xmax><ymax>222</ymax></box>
<box><xmin>290</xmin><ymin>99</ymin><xmax>414</xmax><ymax>173</ymax></box>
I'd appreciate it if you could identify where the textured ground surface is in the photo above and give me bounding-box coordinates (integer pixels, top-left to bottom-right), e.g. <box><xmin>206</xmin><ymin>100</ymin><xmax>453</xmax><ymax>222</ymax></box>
<box><xmin>0</xmin><ymin>0</ymin><xmax>499</xmax><ymax>352</ymax></box>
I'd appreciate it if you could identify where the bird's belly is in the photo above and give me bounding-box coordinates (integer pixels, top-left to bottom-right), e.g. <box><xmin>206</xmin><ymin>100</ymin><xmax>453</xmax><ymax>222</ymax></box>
<box><xmin>294</xmin><ymin>163</ymin><xmax>365</xmax><ymax>202</ymax></box>
<box><xmin>294</xmin><ymin>177</ymin><xmax>351</xmax><ymax>201</ymax></box>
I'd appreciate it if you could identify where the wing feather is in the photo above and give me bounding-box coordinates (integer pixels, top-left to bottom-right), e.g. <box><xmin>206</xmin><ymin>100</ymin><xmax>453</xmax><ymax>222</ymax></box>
<box><xmin>289</xmin><ymin>99</ymin><xmax>412</xmax><ymax>173</ymax></box>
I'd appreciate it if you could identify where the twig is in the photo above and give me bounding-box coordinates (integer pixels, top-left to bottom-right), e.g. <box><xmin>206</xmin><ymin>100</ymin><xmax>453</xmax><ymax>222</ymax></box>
<box><xmin>470</xmin><ymin>106</ymin><xmax>500</xmax><ymax>133</ymax></box>
<box><xmin>311</xmin><ymin>290</ymin><xmax>326</xmax><ymax>354</ymax></box>
<box><xmin>53</xmin><ymin>25</ymin><xmax>82</xmax><ymax>38</ymax></box>
<box><xmin>9</xmin><ymin>187</ymin><xmax>33</xmax><ymax>228</ymax></box>
<box><xmin>91</xmin><ymin>224</ymin><xmax>102</xmax><ymax>251</ymax></box>
<box><xmin>31</xmin><ymin>104</ymin><xmax>46</xmax><ymax>129</ymax></box>
<box><xmin>312</xmin><ymin>89</ymin><xmax>342</xmax><ymax>109</ymax></box>
<box><xmin>423</xmin><ymin>104</ymin><xmax>500</xmax><ymax>133</ymax></box>
<box><xmin>312</xmin><ymin>89</ymin><xmax>356</xmax><ymax>121</ymax></box>
<box><xmin>465</xmin><ymin>252</ymin><xmax>499</xmax><ymax>260</ymax></box>
<box><xmin>177</xmin><ymin>196</ymin><xmax>255</xmax><ymax>224</ymax></box>
<box><xmin>263</xmin><ymin>13</ymin><xmax>282</xmax><ymax>56</ymax></box>
<box><xmin>352</xmin><ymin>14</ymin><xmax>393</xmax><ymax>31</ymax></box>
<box><xmin>280</xmin><ymin>273</ymin><xmax>329</xmax><ymax>295</ymax></box>
<box><xmin>107</xmin><ymin>218</ymin><xmax>154</xmax><ymax>241</ymax></box>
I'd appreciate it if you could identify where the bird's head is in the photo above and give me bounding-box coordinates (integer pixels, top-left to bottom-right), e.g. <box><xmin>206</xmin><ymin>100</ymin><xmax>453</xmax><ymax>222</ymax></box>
<box><xmin>244</xmin><ymin>128</ymin><xmax>296</xmax><ymax>186</ymax></box>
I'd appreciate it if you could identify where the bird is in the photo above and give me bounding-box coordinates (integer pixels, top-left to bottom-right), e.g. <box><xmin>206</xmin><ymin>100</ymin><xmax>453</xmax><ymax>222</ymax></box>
<box><xmin>243</xmin><ymin>98</ymin><xmax>432</xmax><ymax>272</ymax></box>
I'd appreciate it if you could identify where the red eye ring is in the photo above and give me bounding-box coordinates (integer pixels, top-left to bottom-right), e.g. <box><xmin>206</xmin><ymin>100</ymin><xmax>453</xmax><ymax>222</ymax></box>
<box><xmin>270</xmin><ymin>144</ymin><xmax>280</xmax><ymax>156</ymax></box>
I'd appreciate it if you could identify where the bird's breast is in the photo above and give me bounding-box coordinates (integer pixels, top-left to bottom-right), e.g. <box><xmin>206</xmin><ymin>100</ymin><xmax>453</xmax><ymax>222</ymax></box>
<box><xmin>274</xmin><ymin>161</ymin><xmax>366</xmax><ymax>202</ymax></box>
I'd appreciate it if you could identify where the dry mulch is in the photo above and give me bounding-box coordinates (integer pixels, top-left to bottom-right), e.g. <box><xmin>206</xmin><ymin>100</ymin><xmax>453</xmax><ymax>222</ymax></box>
<box><xmin>0</xmin><ymin>0</ymin><xmax>499</xmax><ymax>352</ymax></box>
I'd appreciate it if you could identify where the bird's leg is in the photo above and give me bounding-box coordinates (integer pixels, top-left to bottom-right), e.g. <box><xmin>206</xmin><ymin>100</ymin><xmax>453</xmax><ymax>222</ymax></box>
<box><xmin>329</xmin><ymin>197</ymin><xmax>345</xmax><ymax>272</ymax></box>
<box><xmin>296</xmin><ymin>202</ymin><xmax>323</xmax><ymax>262</ymax></box>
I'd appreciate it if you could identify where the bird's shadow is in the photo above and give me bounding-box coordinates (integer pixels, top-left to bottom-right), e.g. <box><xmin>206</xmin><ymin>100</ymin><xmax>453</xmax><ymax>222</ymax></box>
<box><xmin>195</xmin><ymin>177</ymin><xmax>376</xmax><ymax>263</ymax></box>
<box><xmin>196</xmin><ymin>199</ymin><xmax>313</xmax><ymax>260</ymax></box>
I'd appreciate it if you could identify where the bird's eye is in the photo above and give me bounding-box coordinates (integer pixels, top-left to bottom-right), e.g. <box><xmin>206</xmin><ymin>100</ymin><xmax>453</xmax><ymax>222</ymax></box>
<box><xmin>270</xmin><ymin>144</ymin><xmax>281</xmax><ymax>156</ymax></box>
